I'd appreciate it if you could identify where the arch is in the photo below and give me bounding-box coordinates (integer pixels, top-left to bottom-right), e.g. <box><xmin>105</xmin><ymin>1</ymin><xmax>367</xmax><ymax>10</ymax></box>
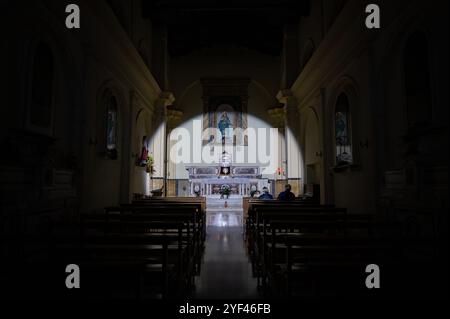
<box><xmin>329</xmin><ymin>76</ymin><xmax>360</xmax><ymax>166</ymax></box>
<box><xmin>375</xmin><ymin>16</ymin><xmax>434</xmax><ymax>129</ymax></box>
<box><xmin>304</xmin><ymin>107</ymin><xmax>321</xmax><ymax>166</ymax></box>
<box><xmin>302</xmin><ymin>106</ymin><xmax>324</xmax><ymax>202</ymax></box>
<box><xmin>96</xmin><ymin>80</ymin><xmax>126</xmax><ymax>160</ymax></box>
<box><xmin>378</xmin><ymin>16</ymin><xmax>432</xmax><ymax>73</ymax></box>
<box><xmin>373</xmin><ymin>20</ymin><xmax>435</xmax><ymax>170</ymax></box>
<box><xmin>23</xmin><ymin>33</ymin><xmax>72</xmax><ymax>136</ymax></box>
<box><xmin>11</xmin><ymin>7</ymin><xmax>89</xmax><ymax>211</ymax></box>
<box><xmin>22</xmin><ymin>9</ymin><xmax>84</xmax><ymax>109</ymax></box>
<box><xmin>135</xmin><ymin>107</ymin><xmax>153</xmax><ymax>167</ymax></box>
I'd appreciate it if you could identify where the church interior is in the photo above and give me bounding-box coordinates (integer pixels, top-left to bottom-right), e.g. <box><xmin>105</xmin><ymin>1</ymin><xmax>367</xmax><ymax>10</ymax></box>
<box><xmin>0</xmin><ymin>0</ymin><xmax>448</xmax><ymax>301</ymax></box>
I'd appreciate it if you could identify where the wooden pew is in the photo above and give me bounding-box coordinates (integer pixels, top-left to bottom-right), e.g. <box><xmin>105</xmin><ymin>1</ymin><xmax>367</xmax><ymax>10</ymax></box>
<box><xmin>127</xmin><ymin>199</ymin><xmax>207</xmax><ymax>242</ymax></box>
<box><xmin>280</xmin><ymin>234</ymin><xmax>434</xmax><ymax>298</ymax></box>
<box><xmin>133</xmin><ymin>197</ymin><xmax>206</xmax><ymax>215</ymax></box>
<box><xmin>245</xmin><ymin>204</ymin><xmax>349</xmax><ymax>288</ymax></box>
<box><xmin>262</xmin><ymin>219</ymin><xmax>401</xmax><ymax>294</ymax></box>
<box><xmin>105</xmin><ymin>204</ymin><xmax>205</xmax><ymax>273</ymax></box>
<box><xmin>115</xmin><ymin>200</ymin><xmax>206</xmax><ymax>275</ymax></box>
<box><xmin>54</xmin><ymin>229</ymin><xmax>185</xmax><ymax>299</ymax></box>
<box><xmin>246</xmin><ymin>203</ymin><xmax>338</xmax><ymax>238</ymax></box>
<box><xmin>83</xmin><ymin>207</ymin><xmax>202</xmax><ymax>291</ymax></box>
<box><xmin>1</xmin><ymin>197</ymin><xmax>207</xmax><ymax>299</ymax></box>
<box><xmin>255</xmin><ymin>215</ymin><xmax>374</xmax><ymax>292</ymax></box>
<box><xmin>0</xmin><ymin>229</ymin><xmax>187</xmax><ymax>299</ymax></box>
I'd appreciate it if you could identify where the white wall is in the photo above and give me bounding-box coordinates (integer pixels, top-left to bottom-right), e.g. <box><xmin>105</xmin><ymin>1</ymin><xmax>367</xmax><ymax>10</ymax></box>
<box><xmin>168</xmin><ymin>45</ymin><xmax>286</xmax><ymax>180</ymax></box>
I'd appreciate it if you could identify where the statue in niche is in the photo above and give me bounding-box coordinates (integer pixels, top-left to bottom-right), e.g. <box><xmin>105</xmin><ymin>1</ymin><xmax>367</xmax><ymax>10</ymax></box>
<box><xmin>138</xmin><ymin>136</ymin><xmax>149</xmax><ymax>167</ymax></box>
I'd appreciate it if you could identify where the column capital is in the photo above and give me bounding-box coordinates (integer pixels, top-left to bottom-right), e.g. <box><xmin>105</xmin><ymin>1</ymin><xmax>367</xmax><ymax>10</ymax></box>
<box><xmin>157</xmin><ymin>92</ymin><xmax>176</xmax><ymax>107</ymax></box>
<box><xmin>276</xmin><ymin>89</ymin><xmax>297</xmax><ymax>106</ymax></box>
<box><xmin>154</xmin><ymin>92</ymin><xmax>175</xmax><ymax>122</ymax></box>
<box><xmin>167</xmin><ymin>107</ymin><xmax>184</xmax><ymax>130</ymax></box>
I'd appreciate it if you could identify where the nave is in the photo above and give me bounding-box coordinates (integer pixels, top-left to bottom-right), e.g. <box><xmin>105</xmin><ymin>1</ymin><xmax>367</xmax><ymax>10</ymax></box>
<box><xmin>0</xmin><ymin>0</ymin><xmax>448</xmax><ymax>302</ymax></box>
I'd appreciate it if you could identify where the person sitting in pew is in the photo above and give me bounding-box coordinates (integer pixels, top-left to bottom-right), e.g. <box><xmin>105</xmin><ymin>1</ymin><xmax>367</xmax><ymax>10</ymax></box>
<box><xmin>277</xmin><ymin>184</ymin><xmax>296</xmax><ymax>201</ymax></box>
<box><xmin>259</xmin><ymin>187</ymin><xmax>274</xmax><ymax>200</ymax></box>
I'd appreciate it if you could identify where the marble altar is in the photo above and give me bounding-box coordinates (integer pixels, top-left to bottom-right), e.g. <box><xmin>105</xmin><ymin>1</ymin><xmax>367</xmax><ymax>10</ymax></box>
<box><xmin>186</xmin><ymin>151</ymin><xmax>268</xmax><ymax>196</ymax></box>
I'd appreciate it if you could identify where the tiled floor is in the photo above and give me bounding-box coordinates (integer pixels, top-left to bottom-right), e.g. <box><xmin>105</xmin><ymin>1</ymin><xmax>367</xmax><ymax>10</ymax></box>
<box><xmin>206</xmin><ymin>196</ymin><xmax>244</xmax><ymax>227</ymax></box>
<box><xmin>193</xmin><ymin>226</ymin><xmax>260</xmax><ymax>299</ymax></box>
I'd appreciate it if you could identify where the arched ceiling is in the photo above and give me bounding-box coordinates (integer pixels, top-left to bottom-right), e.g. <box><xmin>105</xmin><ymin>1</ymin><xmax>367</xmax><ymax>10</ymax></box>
<box><xmin>142</xmin><ymin>0</ymin><xmax>311</xmax><ymax>57</ymax></box>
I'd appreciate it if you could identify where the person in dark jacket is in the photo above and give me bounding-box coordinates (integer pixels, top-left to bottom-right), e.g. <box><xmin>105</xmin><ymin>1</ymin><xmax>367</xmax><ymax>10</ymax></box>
<box><xmin>277</xmin><ymin>184</ymin><xmax>296</xmax><ymax>201</ymax></box>
<box><xmin>259</xmin><ymin>187</ymin><xmax>274</xmax><ymax>200</ymax></box>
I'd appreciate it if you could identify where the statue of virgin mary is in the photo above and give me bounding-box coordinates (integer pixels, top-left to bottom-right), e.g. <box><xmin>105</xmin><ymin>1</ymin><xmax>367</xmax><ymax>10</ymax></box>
<box><xmin>218</xmin><ymin>112</ymin><xmax>232</xmax><ymax>141</ymax></box>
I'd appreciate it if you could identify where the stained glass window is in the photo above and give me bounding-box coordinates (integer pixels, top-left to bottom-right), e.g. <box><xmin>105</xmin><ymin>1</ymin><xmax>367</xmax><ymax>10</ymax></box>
<box><xmin>106</xmin><ymin>94</ymin><xmax>118</xmax><ymax>159</ymax></box>
<box><xmin>335</xmin><ymin>93</ymin><xmax>353</xmax><ymax>165</ymax></box>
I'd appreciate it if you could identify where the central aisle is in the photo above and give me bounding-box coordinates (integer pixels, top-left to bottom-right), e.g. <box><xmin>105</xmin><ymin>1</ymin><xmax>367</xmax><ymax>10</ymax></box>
<box><xmin>205</xmin><ymin>196</ymin><xmax>244</xmax><ymax>227</ymax></box>
<box><xmin>192</xmin><ymin>226</ymin><xmax>260</xmax><ymax>299</ymax></box>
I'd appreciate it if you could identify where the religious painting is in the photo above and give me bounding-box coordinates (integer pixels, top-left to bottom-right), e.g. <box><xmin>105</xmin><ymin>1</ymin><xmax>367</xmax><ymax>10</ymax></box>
<box><xmin>217</xmin><ymin>108</ymin><xmax>234</xmax><ymax>144</ymax></box>
<box><xmin>335</xmin><ymin>111</ymin><xmax>348</xmax><ymax>146</ymax></box>
<box><xmin>201</xmin><ymin>78</ymin><xmax>250</xmax><ymax>147</ymax></box>
<box><xmin>335</xmin><ymin>93</ymin><xmax>353</xmax><ymax>165</ymax></box>
<box><xmin>203</xmin><ymin>98</ymin><xmax>248</xmax><ymax>146</ymax></box>
<box><xmin>106</xmin><ymin>95</ymin><xmax>118</xmax><ymax>159</ymax></box>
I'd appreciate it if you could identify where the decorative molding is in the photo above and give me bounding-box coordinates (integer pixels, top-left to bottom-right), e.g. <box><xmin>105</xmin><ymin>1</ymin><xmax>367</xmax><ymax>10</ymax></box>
<box><xmin>154</xmin><ymin>92</ymin><xmax>176</xmax><ymax>119</ymax></box>
<box><xmin>276</xmin><ymin>89</ymin><xmax>295</xmax><ymax>105</ymax></box>
<box><xmin>159</xmin><ymin>92</ymin><xmax>176</xmax><ymax>106</ymax></box>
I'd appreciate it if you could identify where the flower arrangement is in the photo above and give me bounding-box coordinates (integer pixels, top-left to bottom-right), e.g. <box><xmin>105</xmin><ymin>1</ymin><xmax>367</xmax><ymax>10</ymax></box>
<box><xmin>194</xmin><ymin>185</ymin><xmax>201</xmax><ymax>197</ymax></box>
<box><xmin>220</xmin><ymin>184</ymin><xmax>231</xmax><ymax>199</ymax></box>
<box><xmin>146</xmin><ymin>154</ymin><xmax>156</xmax><ymax>175</ymax></box>
<box><xmin>277</xmin><ymin>167</ymin><xmax>285</xmax><ymax>177</ymax></box>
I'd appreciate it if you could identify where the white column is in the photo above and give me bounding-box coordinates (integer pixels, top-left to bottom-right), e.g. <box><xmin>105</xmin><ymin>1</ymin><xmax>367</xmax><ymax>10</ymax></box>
<box><xmin>277</xmin><ymin>89</ymin><xmax>302</xmax><ymax>182</ymax></box>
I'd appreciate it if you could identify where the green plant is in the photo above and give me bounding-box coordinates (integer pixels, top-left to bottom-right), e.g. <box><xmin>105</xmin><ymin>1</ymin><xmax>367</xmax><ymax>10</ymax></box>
<box><xmin>146</xmin><ymin>155</ymin><xmax>156</xmax><ymax>175</ymax></box>
<box><xmin>220</xmin><ymin>185</ymin><xmax>231</xmax><ymax>198</ymax></box>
